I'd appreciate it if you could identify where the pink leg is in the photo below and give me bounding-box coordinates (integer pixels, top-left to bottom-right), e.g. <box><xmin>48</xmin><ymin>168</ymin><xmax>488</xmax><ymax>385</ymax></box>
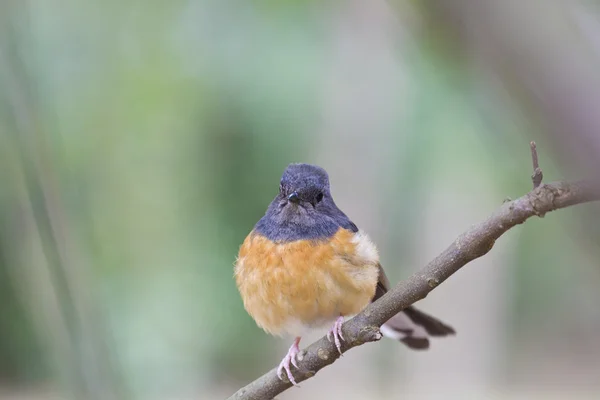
<box><xmin>327</xmin><ymin>316</ymin><xmax>345</xmax><ymax>354</ymax></box>
<box><xmin>276</xmin><ymin>337</ymin><xmax>301</xmax><ymax>386</ymax></box>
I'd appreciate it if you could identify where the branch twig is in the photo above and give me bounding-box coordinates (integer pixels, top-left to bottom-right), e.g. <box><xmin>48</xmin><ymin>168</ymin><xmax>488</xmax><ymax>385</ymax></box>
<box><xmin>228</xmin><ymin>155</ymin><xmax>600</xmax><ymax>400</ymax></box>
<box><xmin>530</xmin><ymin>141</ymin><xmax>543</xmax><ymax>189</ymax></box>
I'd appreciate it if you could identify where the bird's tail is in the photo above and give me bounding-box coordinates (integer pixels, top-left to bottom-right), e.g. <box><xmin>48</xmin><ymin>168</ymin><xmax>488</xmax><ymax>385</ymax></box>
<box><xmin>380</xmin><ymin>306</ymin><xmax>455</xmax><ymax>350</ymax></box>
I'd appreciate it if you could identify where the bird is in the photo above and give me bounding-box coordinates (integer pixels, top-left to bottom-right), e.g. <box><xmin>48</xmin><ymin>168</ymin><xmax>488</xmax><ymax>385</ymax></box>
<box><xmin>234</xmin><ymin>163</ymin><xmax>455</xmax><ymax>385</ymax></box>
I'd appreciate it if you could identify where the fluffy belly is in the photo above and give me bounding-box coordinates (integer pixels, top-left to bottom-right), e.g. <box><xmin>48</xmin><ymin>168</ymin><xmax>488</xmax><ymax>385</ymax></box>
<box><xmin>234</xmin><ymin>228</ymin><xmax>380</xmax><ymax>337</ymax></box>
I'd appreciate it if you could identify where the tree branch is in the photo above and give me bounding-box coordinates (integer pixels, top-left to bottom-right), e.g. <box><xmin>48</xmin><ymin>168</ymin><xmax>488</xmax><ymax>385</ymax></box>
<box><xmin>228</xmin><ymin>178</ymin><xmax>600</xmax><ymax>400</ymax></box>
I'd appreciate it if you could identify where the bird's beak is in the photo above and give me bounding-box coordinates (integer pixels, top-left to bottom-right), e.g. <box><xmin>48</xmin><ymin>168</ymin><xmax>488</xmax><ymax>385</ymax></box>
<box><xmin>287</xmin><ymin>191</ymin><xmax>300</xmax><ymax>204</ymax></box>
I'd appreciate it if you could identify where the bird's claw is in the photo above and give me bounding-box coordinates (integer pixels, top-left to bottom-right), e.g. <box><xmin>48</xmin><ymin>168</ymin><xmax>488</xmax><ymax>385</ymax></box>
<box><xmin>327</xmin><ymin>316</ymin><xmax>345</xmax><ymax>355</ymax></box>
<box><xmin>277</xmin><ymin>338</ymin><xmax>301</xmax><ymax>386</ymax></box>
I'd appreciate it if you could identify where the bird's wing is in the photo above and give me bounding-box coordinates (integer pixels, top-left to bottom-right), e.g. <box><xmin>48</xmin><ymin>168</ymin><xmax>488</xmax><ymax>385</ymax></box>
<box><xmin>373</xmin><ymin>263</ymin><xmax>390</xmax><ymax>302</ymax></box>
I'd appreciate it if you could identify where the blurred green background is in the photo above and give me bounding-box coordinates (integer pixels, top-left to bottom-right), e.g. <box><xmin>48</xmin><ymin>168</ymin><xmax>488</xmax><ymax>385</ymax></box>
<box><xmin>1</xmin><ymin>0</ymin><xmax>600</xmax><ymax>399</ymax></box>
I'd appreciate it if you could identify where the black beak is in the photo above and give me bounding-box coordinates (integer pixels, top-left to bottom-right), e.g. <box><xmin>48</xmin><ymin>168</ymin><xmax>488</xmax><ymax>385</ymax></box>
<box><xmin>287</xmin><ymin>191</ymin><xmax>300</xmax><ymax>203</ymax></box>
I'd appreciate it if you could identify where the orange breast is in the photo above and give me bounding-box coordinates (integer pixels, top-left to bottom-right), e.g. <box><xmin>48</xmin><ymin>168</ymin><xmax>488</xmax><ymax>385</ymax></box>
<box><xmin>234</xmin><ymin>228</ymin><xmax>379</xmax><ymax>337</ymax></box>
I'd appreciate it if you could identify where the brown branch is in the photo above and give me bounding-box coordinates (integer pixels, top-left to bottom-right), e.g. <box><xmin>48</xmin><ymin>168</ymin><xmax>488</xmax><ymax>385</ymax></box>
<box><xmin>530</xmin><ymin>141</ymin><xmax>543</xmax><ymax>188</ymax></box>
<box><xmin>227</xmin><ymin>179</ymin><xmax>600</xmax><ymax>400</ymax></box>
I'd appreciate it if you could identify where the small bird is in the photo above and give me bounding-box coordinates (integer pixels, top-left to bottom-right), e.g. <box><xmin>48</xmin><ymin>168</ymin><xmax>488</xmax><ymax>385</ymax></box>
<box><xmin>234</xmin><ymin>163</ymin><xmax>454</xmax><ymax>385</ymax></box>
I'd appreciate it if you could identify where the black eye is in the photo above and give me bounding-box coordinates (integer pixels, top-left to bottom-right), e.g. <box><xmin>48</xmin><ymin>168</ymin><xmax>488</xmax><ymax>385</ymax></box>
<box><xmin>315</xmin><ymin>192</ymin><xmax>324</xmax><ymax>203</ymax></box>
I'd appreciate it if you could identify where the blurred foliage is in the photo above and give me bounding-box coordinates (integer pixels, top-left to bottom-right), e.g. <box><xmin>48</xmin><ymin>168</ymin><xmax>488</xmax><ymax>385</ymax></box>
<box><xmin>1</xmin><ymin>1</ymin><xmax>600</xmax><ymax>399</ymax></box>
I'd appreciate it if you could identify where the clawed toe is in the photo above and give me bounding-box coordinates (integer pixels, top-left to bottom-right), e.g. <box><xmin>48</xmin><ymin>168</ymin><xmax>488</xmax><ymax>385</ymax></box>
<box><xmin>290</xmin><ymin>353</ymin><xmax>299</xmax><ymax>369</ymax></box>
<box><xmin>337</xmin><ymin>319</ymin><xmax>344</xmax><ymax>341</ymax></box>
<box><xmin>277</xmin><ymin>337</ymin><xmax>301</xmax><ymax>386</ymax></box>
<box><xmin>277</xmin><ymin>354</ymin><xmax>298</xmax><ymax>386</ymax></box>
<box><xmin>327</xmin><ymin>316</ymin><xmax>345</xmax><ymax>355</ymax></box>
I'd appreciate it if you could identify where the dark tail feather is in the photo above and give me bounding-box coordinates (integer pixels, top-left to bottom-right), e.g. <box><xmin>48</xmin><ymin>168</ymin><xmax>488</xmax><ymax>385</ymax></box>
<box><xmin>380</xmin><ymin>306</ymin><xmax>455</xmax><ymax>350</ymax></box>
<box><xmin>400</xmin><ymin>335</ymin><xmax>430</xmax><ymax>350</ymax></box>
<box><xmin>402</xmin><ymin>306</ymin><xmax>456</xmax><ymax>336</ymax></box>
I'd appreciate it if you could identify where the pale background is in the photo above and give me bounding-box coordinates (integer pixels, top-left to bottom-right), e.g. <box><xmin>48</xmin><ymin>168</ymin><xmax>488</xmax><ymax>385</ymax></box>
<box><xmin>1</xmin><ymin>1</ymin><xmax>600</xmax><ymax>399</ymax></box>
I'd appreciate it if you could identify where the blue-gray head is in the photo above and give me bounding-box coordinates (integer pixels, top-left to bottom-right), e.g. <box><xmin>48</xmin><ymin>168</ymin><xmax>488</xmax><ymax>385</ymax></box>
<box><xmin>254</xmin><ymin>163</ymin><xmax>358</xmax><ymax>242</ymax></box>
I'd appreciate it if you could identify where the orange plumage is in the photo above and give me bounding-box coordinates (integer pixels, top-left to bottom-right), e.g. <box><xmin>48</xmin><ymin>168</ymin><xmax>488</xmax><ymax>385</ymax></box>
<box><xmin>235</xmin><ymin>228</ymin><xmax>379</xmax><ymax>337</ymax></box>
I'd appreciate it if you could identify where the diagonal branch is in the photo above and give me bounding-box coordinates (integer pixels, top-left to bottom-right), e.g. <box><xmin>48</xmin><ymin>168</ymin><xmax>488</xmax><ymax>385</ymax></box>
<box><xmin>228</xmin><ymin>178</ymin><xmax>600</xmax><ymax>400</ymax></box>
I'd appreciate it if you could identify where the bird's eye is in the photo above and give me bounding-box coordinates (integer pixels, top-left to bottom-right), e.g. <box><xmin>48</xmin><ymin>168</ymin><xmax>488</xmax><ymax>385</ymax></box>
<box><xmin>315</xmin><ymin>192</ymin><xmax>324</xmax><ymax>203</ymax></box>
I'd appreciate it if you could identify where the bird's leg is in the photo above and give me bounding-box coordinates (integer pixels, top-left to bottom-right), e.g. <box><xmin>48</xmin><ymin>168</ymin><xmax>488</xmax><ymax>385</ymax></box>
<box><xmin>327</xmin><ymin>315</ymin><xmax>345</xmax><ymax>354</ymax></box>
<box><xmin>276</xmin><ymin>337</ymin><xmax>301</xmax><ymax>386</ymax></box>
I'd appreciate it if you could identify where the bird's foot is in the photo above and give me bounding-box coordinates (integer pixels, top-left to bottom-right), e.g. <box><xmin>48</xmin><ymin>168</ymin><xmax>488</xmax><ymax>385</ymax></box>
<box><xmin>276</xmin><ymin>337</ymin><xmax>301</xmax><ymax>386</ymax></box>
<box><xmin>326</xmin><ymin>315</ymin><xmax>345</xmax><ymax>355</ymax></box>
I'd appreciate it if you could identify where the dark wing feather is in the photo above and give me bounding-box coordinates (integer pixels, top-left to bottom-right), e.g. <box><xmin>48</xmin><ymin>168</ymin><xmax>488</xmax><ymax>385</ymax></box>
<box><xmin>372</xmin><ymin>263</ymin><xmax>390</xmax><ymax>302</ymax></box>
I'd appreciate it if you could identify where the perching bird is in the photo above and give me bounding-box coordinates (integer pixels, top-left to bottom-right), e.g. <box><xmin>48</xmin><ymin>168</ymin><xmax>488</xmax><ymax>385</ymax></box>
<box><xmin>234</xmin><ymin>163</ymin><xmax>454</xmax><ymax>385</ymax></box>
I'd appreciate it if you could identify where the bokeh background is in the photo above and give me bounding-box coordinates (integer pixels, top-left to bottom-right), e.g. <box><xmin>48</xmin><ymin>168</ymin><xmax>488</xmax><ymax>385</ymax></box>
<box><xmin>1</xmin><ymin>0</ymin><xmax>600</xmax><ymax>399</ymax></box>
